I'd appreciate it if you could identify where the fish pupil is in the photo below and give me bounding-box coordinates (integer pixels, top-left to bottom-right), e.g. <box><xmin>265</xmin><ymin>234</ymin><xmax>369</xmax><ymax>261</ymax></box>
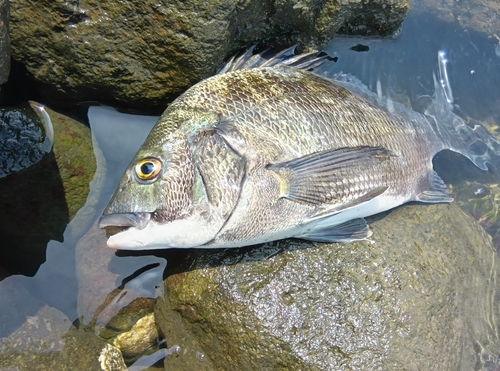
<box><xmin>141</xmin><ymin>162</ymin><xmax>155</xmax><ymax>175</ymax></box>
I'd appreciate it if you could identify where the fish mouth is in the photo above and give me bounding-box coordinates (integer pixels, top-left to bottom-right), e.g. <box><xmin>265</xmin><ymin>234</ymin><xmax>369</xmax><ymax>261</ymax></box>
<box><xmin>98</xmin><ymin>212</ymin><xmax>151</xmax><ymax>237</ymax></box>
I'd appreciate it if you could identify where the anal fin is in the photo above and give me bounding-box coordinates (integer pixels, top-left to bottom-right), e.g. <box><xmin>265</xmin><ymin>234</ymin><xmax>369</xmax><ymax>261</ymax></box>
<box><xmin>415</xmin><ymin>171</ymin><xmax>453</xmax><ymax>203</ymax></box>
<box><xmin>299</xmin><ymin>218</ymin><xmax>372</xmax><ymax>243</ymax></box>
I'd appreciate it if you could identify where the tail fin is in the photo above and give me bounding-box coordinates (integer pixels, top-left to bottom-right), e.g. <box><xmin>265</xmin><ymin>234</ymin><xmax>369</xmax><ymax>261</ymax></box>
<box><xmin>424</xmin><ymin>51</ymin><xmax>500</xmax><ymax>173</ymax></box>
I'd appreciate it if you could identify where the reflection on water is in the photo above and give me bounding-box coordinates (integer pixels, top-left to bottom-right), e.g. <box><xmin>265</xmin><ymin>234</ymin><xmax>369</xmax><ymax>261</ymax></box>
<box><xmin>1</xmin><ymin>2</ymin><xmax>500</xmax><ymax>369</ymax></box>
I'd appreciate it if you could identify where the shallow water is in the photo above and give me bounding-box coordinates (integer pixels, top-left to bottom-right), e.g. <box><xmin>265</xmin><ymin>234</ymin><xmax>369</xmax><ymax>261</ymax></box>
<box><xmin>1</xmin><ymin>1</ymin><xmax>500</xmax><ymax>368</ymax></box>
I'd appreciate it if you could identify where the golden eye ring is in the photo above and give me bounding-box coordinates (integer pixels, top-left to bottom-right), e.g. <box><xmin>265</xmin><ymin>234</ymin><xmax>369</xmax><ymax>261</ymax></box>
<box><xmin>135</xmin><ymin>158</ymin><xmax>162</xmax><ymax>181</ymax></box>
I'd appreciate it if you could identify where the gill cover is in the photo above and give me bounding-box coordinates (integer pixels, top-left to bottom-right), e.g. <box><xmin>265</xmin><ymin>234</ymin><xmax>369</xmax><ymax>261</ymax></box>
<box><xmin>193</xmin><ymin>130</ymin><xmax>246</xmax><ymax>224</ymax></box>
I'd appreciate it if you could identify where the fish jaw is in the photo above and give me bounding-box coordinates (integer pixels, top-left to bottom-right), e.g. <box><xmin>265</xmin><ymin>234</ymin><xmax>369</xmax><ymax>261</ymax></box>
<box><xmin>100</xmin><ymin>212</ymin><xmax>222</xmax><ymax>250</ymax></box>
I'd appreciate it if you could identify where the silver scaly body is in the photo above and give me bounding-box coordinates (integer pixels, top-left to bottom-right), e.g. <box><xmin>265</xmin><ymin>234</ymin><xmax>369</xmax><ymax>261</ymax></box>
<box><xmin>98</xmin><ymin>48</ymin><xmax>500</xmax><ymax>250</ymax></box>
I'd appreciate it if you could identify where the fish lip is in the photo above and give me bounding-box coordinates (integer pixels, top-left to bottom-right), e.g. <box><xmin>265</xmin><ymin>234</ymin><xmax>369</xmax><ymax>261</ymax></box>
<box><xmin>98</xmin><ymin>212</ymin><xmax>151</xmax><ymax>231</ymax></box>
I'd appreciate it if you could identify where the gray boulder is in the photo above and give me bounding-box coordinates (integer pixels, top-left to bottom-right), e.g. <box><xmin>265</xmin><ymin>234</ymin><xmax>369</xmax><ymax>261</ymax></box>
<box><xmin>156</xmin><ymin>203</ymin><xmax>500</xmax><ymax>370</ymax></box>
<box><xmin>9</xmin><ymin>0</ymin><xmax>409</xmax><ymax>109</ymax></box>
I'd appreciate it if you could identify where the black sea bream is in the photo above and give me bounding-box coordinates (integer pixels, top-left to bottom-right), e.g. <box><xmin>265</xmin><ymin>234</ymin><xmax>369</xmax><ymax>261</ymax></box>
<box><xmin>99</xmin><ymin>47</ymin><xmax>500</xmax><ymax>250</ymax></box>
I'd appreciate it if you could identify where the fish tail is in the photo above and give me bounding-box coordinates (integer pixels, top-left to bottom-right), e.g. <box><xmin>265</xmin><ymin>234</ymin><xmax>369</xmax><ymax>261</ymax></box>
<box><xmin>425</xmin><ymin>51</ymin><xmax>500</xmax><ymax>174</ymax></box>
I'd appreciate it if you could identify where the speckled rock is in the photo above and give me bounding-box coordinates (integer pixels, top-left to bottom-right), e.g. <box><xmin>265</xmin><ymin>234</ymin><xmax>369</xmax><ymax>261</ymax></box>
<box><xmin>0</xmin><ymin>103</ymin><xmax>51</xmax><ymax>178</ymax></box>
<box><xmin>156</xmin><ymin>203</ymin><xmax>500</xmax><ymax>371</ymax></box>
<box><xmin>0</xmin><ymin>0</ymin><xmax>9</xmax><ymax>85</ymax></box>
<box><xmin>0</xmin><ymin>304</ymin><xmax>127</xmax><ymax>371</ymax></box>
<box><xmin>9</xmin><ymin>0</ymin><xmax>409</xmax><ymax>110</ymax></box>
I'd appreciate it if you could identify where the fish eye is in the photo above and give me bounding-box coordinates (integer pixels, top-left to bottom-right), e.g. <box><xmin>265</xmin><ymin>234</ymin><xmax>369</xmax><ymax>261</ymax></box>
<box><xmin>135</xmin><ymin>158</ymin><xmax>162</xmax><ymax>181</ymax></box>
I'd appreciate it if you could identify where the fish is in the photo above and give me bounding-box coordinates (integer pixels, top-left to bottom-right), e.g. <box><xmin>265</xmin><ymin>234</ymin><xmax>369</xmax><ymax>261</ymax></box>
<box><xmin>98</xmin><ymin>46</ymin><xmax>500</xmax><ymax>250</ymax></box>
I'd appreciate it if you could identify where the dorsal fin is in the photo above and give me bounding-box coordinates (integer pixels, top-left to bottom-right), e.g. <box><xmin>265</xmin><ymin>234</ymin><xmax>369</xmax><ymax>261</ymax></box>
<box><xmin>217</xmin><ymin>45</ymin><xmax>332</xmax><ymax>75</ymax></box>
<box><xmin>216</xmin><ymin>46</ymin><xmax>413</xmax><ymax>119</ymax></box>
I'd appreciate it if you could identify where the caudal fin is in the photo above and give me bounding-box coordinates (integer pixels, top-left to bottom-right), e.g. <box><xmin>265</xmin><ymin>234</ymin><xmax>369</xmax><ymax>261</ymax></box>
<box><xmin>424</xmin><ymin>51</ymin><xmax>500</xmax><ymax>174</ymax></box>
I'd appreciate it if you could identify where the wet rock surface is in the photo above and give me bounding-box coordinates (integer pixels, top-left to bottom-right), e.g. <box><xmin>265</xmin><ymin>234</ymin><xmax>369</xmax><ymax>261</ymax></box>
<box><xmin>0</xmin><ymin>304</ymin><xmax>127</xmax><ymax>371</ymax></box>
<box><xmin>156</xmin><ymin>203</ymin><xmax>500</xmax><ymax>370</ymax></box>
<box><xmin>0</xmin><ymin>0</ymin><xmax>9</xmax><ymax>85</ymax></box>
<box><xmin>9</xmin><ymin>0</ymin><xmax>409</xmax><ymax>110</ymax></box>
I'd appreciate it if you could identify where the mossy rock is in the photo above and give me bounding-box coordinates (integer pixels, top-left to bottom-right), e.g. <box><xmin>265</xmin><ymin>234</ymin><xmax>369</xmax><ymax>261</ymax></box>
<box><xmin>10</xmin><ymin>0</ymin><xmax>409</xmax><ymax>110</ymax></box>
<box><xmin>156</xmin><ymin>203</ymin><xmax>500</xmax><ymax>370</ymax></box>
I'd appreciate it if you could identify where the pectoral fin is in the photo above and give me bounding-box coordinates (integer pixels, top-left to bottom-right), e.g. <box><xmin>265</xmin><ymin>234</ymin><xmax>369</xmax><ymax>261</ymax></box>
<box><xmin>268</xmin><ymin>146</ymin><xmax>393</xmax><ymax>205</ymax></box>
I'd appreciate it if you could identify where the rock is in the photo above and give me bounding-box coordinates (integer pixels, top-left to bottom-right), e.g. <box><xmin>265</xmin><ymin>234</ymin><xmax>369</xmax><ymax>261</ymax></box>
<box><xmin>113</xmin><ymin>312</ymin><xmax>159</xmax><ymax>359</ymax></box>
<box><xmin>0</xmin><ymin>103</ymin><xmax>96</xmax><ymax>276</ymax></box>
<box><xmin>0</xmin><ymin>304</ymin><xmax>127</xmax><ymax>371</ymax></box>
<box><xmin>0</xmin><ymin>102</ymin><xmax>50</xmax><ymax>178</ymax></box>
<box><xmin>33</xmin><ymin>103</ymin><xmax>97</xmax><ymax>221</ymax></box>
<box><xmin>412</xmin><ymin>0</ymin><xmax>500</xmax><ymax>37</ymax></box>
<box><xmin>0</xmin><ymin>0</ymin><xmax>9</xmax><ymax>85</ymax></box>
<box><xmin>76</xmin><ymin>219</ymin><xmax>166</xmax><ymax>364</ymax></box>
<box><xmin>9</xmin><ymin>0</ymin><xmax>409</xmax><ymax>110</ymax></box>
<box><xmin>76</xmin><ymin>220</ymin><xmax>164</xmax><ymax>330</ymax></box>
<box><xmin>156</xmin><ymin>203</ymin><xmax>500</xmax><ymax>370</ymax></box>
<box><xmin>451</xmin><ymin>180</ymin><xmax>500</xmax><ymax>251</ymax></box>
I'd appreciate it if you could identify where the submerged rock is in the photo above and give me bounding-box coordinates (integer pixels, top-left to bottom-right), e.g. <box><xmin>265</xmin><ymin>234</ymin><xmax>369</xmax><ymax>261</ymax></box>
<box><xmin>156</xmin><ymin>203</ymin><xmax>500</xmax><ymax>370</ymax></box>
<box><xmin>9</xmin><ymin>0</ymin><xmax>409</xmax><ymax>109</ymax></box>
<box><xmin>451</xmin><ymin>180</ymin><xmax>500</xmax><ymax>251</ymax></box>
<box><xmin>113</xmin><ymin>312</ymin><xmax>159</xmax><ymax>360</ymax></box>
<box><xmin>413</xmin><ymin>0</ymin><xmax>500</xmax><ymax>37</ymax></box>
<box><xmin>76</xmin><ymin>220</ymin><xmax>165</xmax><ymax>364</ymax></box>
<box><xmin>0</xmin><ymin>303</ymin><xmax>127</xmax><ymax>371</ymax></box>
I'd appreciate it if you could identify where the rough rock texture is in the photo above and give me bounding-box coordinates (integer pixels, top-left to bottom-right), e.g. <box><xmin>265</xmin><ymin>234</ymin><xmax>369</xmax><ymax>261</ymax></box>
<box><xmin>0</xmin><ymin>304</ymin><xmax>127</xmax><ymax>371</ymax></box>
<box><xmin>413</xmin><ymin>0</ymin><xmax>500</xmax><ymax>37</ymax></box>
<box><xmin>0</xmin><ymin>0</ymin><xmax>9</xmax><ymax>85</ymax></box>
<box><xmin>113</xmin><ymin>312</ymin><xmax>159</xmax><ymax>359</ymax></box>
<box><xmin>0</xmin><ymin>103</ymin><xmax>49</xmax><ymax>178</ymax></box>
<box><xmin>0</xmin><ymin>103</ymin><xmax>96</xmax><ymax>276</ymax></box>
<box><xmin>156</xmin><ymin>203</ymin><xmax>500</xmax><ymax>371</ymax></box>
<box><xmin>9</xmin><ymin>0</ymin><xmax>409</xmax><ymax>110</ymax></box>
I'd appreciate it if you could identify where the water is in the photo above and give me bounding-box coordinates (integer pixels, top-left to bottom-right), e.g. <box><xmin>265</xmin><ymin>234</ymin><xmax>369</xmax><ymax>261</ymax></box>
<box><xmin>1</xmin><ymin>1</ymin><xmax>500</xmax><ymax>368</ymax></box>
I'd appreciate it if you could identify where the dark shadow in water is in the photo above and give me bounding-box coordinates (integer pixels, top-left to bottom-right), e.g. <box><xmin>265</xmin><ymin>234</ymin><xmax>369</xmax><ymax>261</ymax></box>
<box><xmin>0</xmin><ymin>59</ymin><xmax>41</xmax><ymax>107</ymax></box>
<box><xmin>0</xmin><ymin>150</ymin><xmax>69</xmax><ymax>277</ymax></box>
<box><xmin>434</xmin><ymin>150</ymin><xmax>498</xmax><ymax>185</ymax></box>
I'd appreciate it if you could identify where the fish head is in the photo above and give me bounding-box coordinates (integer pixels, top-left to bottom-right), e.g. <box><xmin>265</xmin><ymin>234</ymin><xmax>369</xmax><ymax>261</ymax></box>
<box><xmin>99</xmin><ymin>108</ymin><xmax>235</xmax><ymax>250</ymax></box>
